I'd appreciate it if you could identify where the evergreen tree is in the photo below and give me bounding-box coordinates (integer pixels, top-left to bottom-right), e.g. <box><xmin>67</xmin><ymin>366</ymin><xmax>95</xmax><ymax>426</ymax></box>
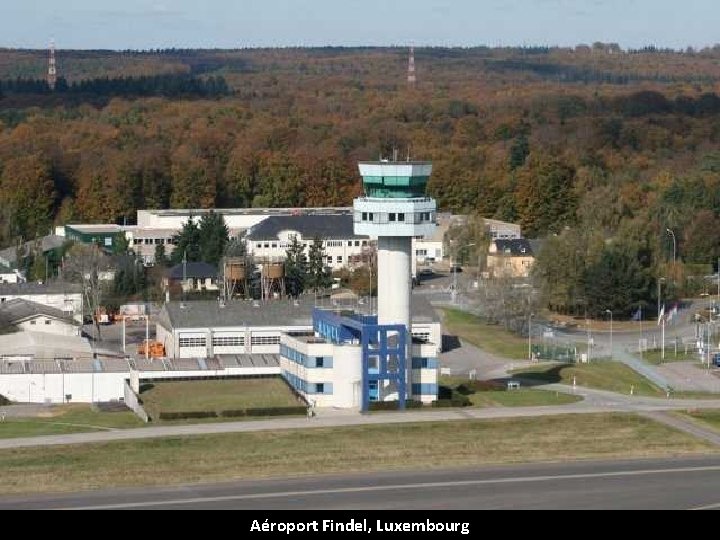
<box><xmin>285</xmin><ymin>236</ymin><xmax>307</xmax><ymax>297</ymax></box>
<box><xmin>170</xmin><ymin>218</ymin><xmax>201</xmax><ymax>265</ymax></box>
<box><xmin>307</xmin><ymin>236</ymin><xmax>332</xmax><ymax>292</ymax></box>
<box><xmin>154</xmin><ymin>243</ymin><xmax>169</xmax><ymax>267</ymax></box>
<box><xmin>198</xmin><ymin>210</ymin><xmax>229</xmax><ymax>266</ymax></box>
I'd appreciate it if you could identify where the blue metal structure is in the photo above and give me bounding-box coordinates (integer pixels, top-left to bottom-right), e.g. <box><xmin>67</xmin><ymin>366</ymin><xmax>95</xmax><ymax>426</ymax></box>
<box><xmin>313</xmin><ymin>308</ymin><xmax>407</xmax><ymax>411</ymax></box>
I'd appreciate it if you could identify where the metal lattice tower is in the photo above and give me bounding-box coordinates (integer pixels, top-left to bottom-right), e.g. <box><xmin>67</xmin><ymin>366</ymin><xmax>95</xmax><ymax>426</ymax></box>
<box><xmin>47</xmin><ymin>40</ymin><xmax>57</xmax><ymax>91</ymax></box>
<box><xmin>407</xmin><ymin>46</ymin><xmax>416</xmax><ymax>86</ymax></box>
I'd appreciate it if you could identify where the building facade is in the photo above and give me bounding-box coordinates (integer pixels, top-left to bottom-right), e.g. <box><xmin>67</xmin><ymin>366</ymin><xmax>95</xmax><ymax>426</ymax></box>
<box><xmin>487</xmin><ymin>239</ymin><xmax>535</xmax><ymax>278</ymax></box>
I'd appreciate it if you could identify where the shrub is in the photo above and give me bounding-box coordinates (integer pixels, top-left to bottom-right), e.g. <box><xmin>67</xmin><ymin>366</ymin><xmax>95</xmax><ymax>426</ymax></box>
<box><xmin>0</xmin><ymin>394</ymin><xmax>10</xmax><ymax>406</ymax></box>
<box><xmin>219</xmin><ymin>409</ymin><xmax>248</xmax><ymax>418</ymax></box>
<box><xmin>243</xmin><ymin>406</ymin><xmax>307</xmax><ymax>417</ymax></box>
<box><xmin>158</xmin><ymin>411</ymin><xmax>218</xmax><ymax>420</ymax></box>
<box><xmin>438</xmin><ymin>385</ymin><xmax>453</xmax><ymax>400</ymax></box>
<box><xmin>431</xmin><ymin>397</ymin><xmax>472</xmax><ymax>408</ymax></box>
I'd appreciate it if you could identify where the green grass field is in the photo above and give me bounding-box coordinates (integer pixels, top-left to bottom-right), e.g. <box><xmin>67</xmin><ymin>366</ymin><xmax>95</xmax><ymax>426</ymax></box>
<box><xmin>438</xmin><ymin>376</ymin><xmax>582</xmax><ymax>407</ymax></box>
<box><xmin>0</xmin><ymin>413</ymin><xmax>714</xmax><ymax>495</ymax></box>
<box><xmin>639</xmin><ymin>349</ymin><xmax>698</xmax><ymax>365</ymax></box>
<box><xmin>680</xmin><ymin>410</ymin><xmax>720</xmax><ymax>431</ymax></box>
<box><xmin>512</xmin><ymin>361</ymin><xmax>665</xmax><ymax>396</ymax></box>
<box><xmin>0</xmin><ymin>405</ymin><xmax>145</xmax><ymax>439</ymax></box>
<box><xmin>441</xmin><ymin>308</ymin><xmax>529</xmax><ymax>359</ymax></box>
<box><xmin>139</xmin><ymin>378</ymin><xmax>302</xmax><ymax>416</ymax></box>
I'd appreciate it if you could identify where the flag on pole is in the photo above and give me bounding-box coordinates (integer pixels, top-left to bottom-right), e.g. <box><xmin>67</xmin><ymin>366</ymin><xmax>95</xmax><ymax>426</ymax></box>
<box><xmin>631</xmin><ymin>307</ymin><xmax>642</xmax><ymax>322</ymax></box>
<box><xmin>668</xmin><ymin>304</ymin><xmax>679</xmax><ymax>324</ymax></box>
<box><xmin>657</xmin><ymin>304</ymin><xmax>665</xmax><ymax>326</ymax></box>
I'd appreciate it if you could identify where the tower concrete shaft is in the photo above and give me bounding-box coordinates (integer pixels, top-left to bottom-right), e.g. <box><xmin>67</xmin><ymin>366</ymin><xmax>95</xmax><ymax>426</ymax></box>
<box><xmin>377</xmin><ymin>236</ymin><xmax>412</xmax><ymax>330</ymax></box>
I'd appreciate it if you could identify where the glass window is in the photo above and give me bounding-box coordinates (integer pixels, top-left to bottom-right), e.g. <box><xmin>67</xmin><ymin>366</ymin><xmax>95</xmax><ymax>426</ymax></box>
<box><xmin>362</xmin><ymin>212</ymin><xmax>367</xmax><ymax>221</ymax></box>
<box><xmin>337</xmin><ymin>256</ymin><xmax>343</xmax><ymax>263</ymax></box>
<box><xmin>327</xmin><ymin>256</ymin><xmax>332</xmax><ymax>263</ymax></box>
<box><xmin>355</xmin><ymin>241</ymin><xmax>360</xmax><ymax>247</ymax></box>
<box><xmin>398</xmin><ymin>213</ymin><xmax>405</xmax><ymax>222</ymax></box>
<box><xmin>389</xmin><ymin>213</ymin><xmax>396</xmax><ymax>222</ymax></box>
<box><xmin>315</xmin><ymin>383</ymin><xmax>325</xmax><ymax>394</ymax></box>
<box><xmin>369</xmin><ymin>213</ymin><xmax>374</xmax><ymax>221</ymax></box>
<box><xmin>315</xmin><ymin>357</ymin><xmax>324</xmax><ymax>368</ymax></box>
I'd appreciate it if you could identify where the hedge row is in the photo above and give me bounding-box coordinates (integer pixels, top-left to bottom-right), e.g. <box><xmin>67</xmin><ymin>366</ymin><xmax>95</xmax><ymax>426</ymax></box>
<box><xmin>368</xmin><ymin>400</ymin><xmax>424</xmax><ymax>411</ymax></box>
<box><xmin>0</xmin><ymin>394</ymin><xmax>10</xmax><ymax>406</ymax></box>
<box><xmin>431</xmin><ymin>397</ymin><xmax>472</xmax><ymax>408</ymax></box>
<box><xmin>157</xmin><ymin>406</ymin><xmax>307</xmax><ymax>421</ymax></box>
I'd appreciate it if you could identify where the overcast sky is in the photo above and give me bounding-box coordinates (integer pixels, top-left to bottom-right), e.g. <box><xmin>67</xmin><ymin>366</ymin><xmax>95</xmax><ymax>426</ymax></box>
<box><xmin>2</xmin><ymin>0</ymin><xmax>718</xmax><ymax>50</ymax></box>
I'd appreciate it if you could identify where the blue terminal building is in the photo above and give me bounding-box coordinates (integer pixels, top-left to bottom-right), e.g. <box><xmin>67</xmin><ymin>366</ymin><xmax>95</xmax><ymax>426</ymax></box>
<box><xmin>280</xmin><ymin>160</ymin><xmax>439</xmax><ymax>410</ymax></box>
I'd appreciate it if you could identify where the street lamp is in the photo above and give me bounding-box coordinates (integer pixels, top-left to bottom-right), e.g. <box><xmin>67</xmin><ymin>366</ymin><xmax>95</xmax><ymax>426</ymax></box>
<box><xmin>657</xmin><ymin>277</ymin><xmax>666</xmax><ymax>321</ymax></box>
<box><xmin>452</xmin><ymin>242</ymin><xmax>475</xmax><ymax>304</ymax></box>
<box><xmin>528</xmin><ymin>313</ymin><xmax>534</xmax><ymax>361</ymax></box>
<box><xmin>666</xmin><ymin>228</ymin><xmax>676</xmax><ymax>265</ymax></box>
<box><xmin>605</xmin><ymin>309</ymin><xmax>613</xmax><ymax>360</ymax></box>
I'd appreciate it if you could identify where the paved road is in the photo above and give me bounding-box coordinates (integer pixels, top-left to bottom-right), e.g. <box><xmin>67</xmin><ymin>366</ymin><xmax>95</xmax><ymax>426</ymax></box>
<box><xmin>2</xmin><ymin>388</ymin><xmax>720</xmax><ymax>450</ymax></box>
<box><xmin>2</xmin><ymin>457</ymin><xmax>720</xmax><ymax>509</ymax></box>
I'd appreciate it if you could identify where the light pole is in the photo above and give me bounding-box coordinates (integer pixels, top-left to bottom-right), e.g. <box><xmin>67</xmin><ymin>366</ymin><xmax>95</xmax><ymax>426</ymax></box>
<box><xmin>452</xmin><ymin>243</ymin><xmax>475</xmax><ymax>304</ymax></box>
<box><xmin>528</xmin><ymin>313</ymin><xmax>534</xmax><ymax>361</ymax></box>
<box><xmin>666</xmin><ymin>229</ymin><xmax>676</xmax><ymax>265</ymax></box>
<box><xmin>605</xmin><ymin>309</ymin><xmax>613</xmax><ymax>360</ymax></box>
<box><xmin>657</xmin><ymin>277</ymin><xmax>666</xmax><ymax>321</ymax></box>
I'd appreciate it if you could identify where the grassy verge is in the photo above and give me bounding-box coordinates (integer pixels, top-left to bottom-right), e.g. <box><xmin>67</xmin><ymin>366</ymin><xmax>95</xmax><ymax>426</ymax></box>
<box><xmin>0</xmin><ymin>413</ymin><xmax>715</xmax><ymax>495</ymax></box>
<box><xmin>0</xmin><ymin>405</ymin><xmax>145</xmax><ymax>439</ymax></box>
<box><xmin>441</xmin><ymin>308</ymin><xmax>529</xmax><ymax>359</ymax></box>
<box><xmin>679</xmin><ymin>410</ymin><xmax>720</xmax><ymax>431</ymax></box>
<box><xmin>139</xmin><ymin>378</ymin><xmax>302</xmax><ymax>417</ymax></box>
<box><xmin>438</xmin><ymin>376</ymin><xmax>582</xmax><ymax>407</ymax></box>
<box><xmin>512</xmin><ymin>361</ymin><xmax>664</xmax><ymax>396</ymax></box>
<box><xmin>639</xmin><ymin>349</ymin><xmax>698</xmax><ymax>365</ymax></box>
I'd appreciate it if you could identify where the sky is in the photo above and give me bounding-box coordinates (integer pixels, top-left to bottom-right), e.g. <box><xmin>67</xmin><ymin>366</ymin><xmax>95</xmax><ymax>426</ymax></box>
<box><xmin>1</xmin><ymin>0</ymin><xmax>719</xmax><ymax>50</ymax></box>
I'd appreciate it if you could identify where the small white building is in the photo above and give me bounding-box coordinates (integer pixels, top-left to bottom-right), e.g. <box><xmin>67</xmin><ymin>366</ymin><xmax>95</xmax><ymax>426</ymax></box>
<box><xmin>0</xmin><ymin>282</ymin><xmax>83</xmax><ymax>323</ymax></box>
<box><xmin>0</xmin><ymin>299</ymin><xmax>80</xmax><ymax>337</ymax></box>
<box><xmin>0</xmin><ymin>265</ymin><xmax>25</xmax><ymax>284</ymax></box>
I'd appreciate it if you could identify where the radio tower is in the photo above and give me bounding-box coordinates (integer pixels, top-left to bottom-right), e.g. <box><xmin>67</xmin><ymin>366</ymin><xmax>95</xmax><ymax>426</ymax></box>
<box><xmin>47</xmin><ymin>40</ymin><xmax>57</xmax><ymax>91</ymax></box>
<box><xmin>407</xmin><ymin>46</ymin><xmax>416</xmax><ymax>86</ymax></box>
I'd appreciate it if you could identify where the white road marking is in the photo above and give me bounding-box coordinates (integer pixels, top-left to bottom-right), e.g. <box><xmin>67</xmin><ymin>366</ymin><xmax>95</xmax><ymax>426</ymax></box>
<box><xmin>60</xmin><ymin>465</ymin><xmax>720</xmax><ymax>510</ymax></box>
<box><xmin>689</xmin><ymin>501</ymin><xmax>720</xmax><ymax>511</ymax></box>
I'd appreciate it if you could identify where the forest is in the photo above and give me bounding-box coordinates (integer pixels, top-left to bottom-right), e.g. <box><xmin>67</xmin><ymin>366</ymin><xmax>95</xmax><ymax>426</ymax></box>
<box><xmin>2</xmin><ymin>45</ymin><xmax>720</xmax><ymax>316</ymax></box>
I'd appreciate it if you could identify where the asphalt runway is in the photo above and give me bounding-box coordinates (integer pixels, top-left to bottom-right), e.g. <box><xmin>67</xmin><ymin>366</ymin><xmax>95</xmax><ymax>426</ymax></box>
<box><xmin>2</xmin><ymin>456</ymin><xmax>720</xmax><ymax>510</ymax></box>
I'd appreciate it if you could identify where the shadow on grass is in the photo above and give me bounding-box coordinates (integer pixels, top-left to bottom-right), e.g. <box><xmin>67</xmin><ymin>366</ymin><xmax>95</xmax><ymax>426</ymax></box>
<box><xmin>510</xmin><ymin>365</ymin><xmax>569</xmax><ymax>388</ymax></box>
<box><xmin>442</xmin><ymin>335</ymin><xmax>462</xmax><ymax>352</ymax></box>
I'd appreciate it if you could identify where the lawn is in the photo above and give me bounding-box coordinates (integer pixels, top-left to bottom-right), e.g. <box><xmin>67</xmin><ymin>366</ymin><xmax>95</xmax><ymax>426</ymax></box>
<box><xmin>0</xmin><ymin>413</ymin><xmax>714</xmax><ymax>495</ymax></box>
<box><xmin>0</xmin><ymin>404</ymin><xmax>145</xmax><ymax>439</ymax></box>
<box><xmin>511</xmin><ymin>361</ymin><xmax>665</xmax><ymax>397</ymax></box>
<box><xmin>680</xmin><ymin>410</ymin><xmax>720</xmax><ymax>431</ymax></box>
<box><xmin>438</xmin><ymin>376</ymin><xmax>582</xmax><ymax>407</ymax></box>
<box><xmin>441</xmin><ymin>308</ymin><xmax>529</xmax><ymax>359</ymax></box>
<box><xmin>139</xmin><ymin>377</ymin><xmax>302</xmax><ymax>416</ymax></box>
<box><xmin>639</xmin><ymin>349</ymin><xmax>699</xmax><ymax>365</ymax></box>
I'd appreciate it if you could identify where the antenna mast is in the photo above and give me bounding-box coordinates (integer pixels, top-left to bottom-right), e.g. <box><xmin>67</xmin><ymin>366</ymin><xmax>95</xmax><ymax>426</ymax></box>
<box><xmin>47</xmin><ymin>40</ymin><xmax>57</xmax><ymax>91</ymax></box>
<box><xmin>407</xmin><ymin>46</ymin><xmax>416</xmax><ymax>86</ymax></box>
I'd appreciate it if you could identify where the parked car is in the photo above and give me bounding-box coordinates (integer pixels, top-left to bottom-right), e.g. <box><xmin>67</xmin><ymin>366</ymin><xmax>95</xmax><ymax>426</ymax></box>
<box><xmin>449</xmin><ymin>265</ymin><xmax>463</xmax><ymax>273</ymax></box>
<box><xmin>418</xmin><ymin>268</ymin><xmax>434</xmax><ymax>277</ymax></box>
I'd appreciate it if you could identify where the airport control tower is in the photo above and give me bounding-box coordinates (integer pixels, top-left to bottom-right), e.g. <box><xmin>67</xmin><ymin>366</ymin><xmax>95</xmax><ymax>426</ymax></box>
<box><xmin>354</xmin><ymin>160</ymin><xmax>437</xmax><ymax>402</ymax></box>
